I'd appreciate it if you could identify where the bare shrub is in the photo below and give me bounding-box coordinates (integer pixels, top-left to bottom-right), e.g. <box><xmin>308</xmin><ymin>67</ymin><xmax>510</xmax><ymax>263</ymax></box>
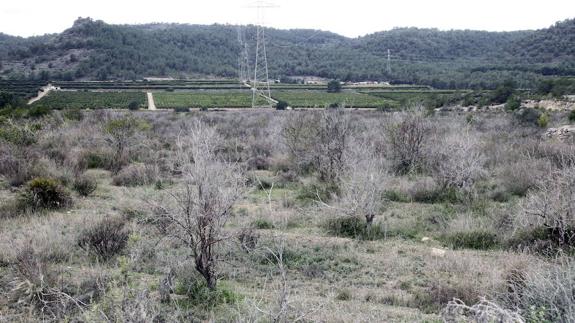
<box><xmin>152</xmin><ymin>121</ymin><xmax>246</xmax><ymax>289</ymax></box>
<box><xmin>429</xmin><ymin>129</ymin><xmax>486</xmax><ymax>201</ymax></box>
<box><xmin>112</xmin><ymin>163</ymin><xmax>159</xmax><ymax>187</ymax></box>
<box><xmin>73</xmin><ymin>175</ymin><xmax>98</xmax><ymax>197</ymax></box>
<box><xmin>103</xmin><ymin>116</ymin><xmax>150</xmax><ymax>173</ymax></box>
<box><xmin>386</xmin><ymin>110</ymin><xmax>433</xmax><ymax>174</ymax></box>
<box><xmin>339</xmin><ymin>138</ymin><xmax>387</xmax><ymax>226</ymax></box>
<box><xmin>519</xmin><ymin>167</ymin><xmax>575</xmax><ymax>246</ymax></box>
<box><xmin>496</xmin><ymin>158</ymin><xmax>551</xmax><ymax>197</ymax></box>
<box><xmin>442</xmin><ymin>298</ymin><xmax>524</xmax><ymax>323</ymax></box>
<box><xmin>8</xmin><ymin>247</ymin><xmax>84</xmax><ymax>319</ymax></box>
<box><xmin>504</xmin><ymin>258</ymin><xmax>575</xmax><ymax>322</ymax></box>
<box><xmin>282</xmin><ymin>109</ymin><xmax>350</xmax><ymax>183</ymax></box>
<box><xmin>77</xmin><ymin>217</ymin><xmax>130</xmax><ymax>260</ymax></box>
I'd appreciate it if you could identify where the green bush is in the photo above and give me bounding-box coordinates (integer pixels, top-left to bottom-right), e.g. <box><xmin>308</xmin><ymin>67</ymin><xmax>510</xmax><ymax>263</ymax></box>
<box><xmin>383</xmin><ymin>189</ymin><xmax>410</xmax><ymax>203</ymax></box>
<box><xmin>506</xmin><ymin>226</ymin><xmax>575</xmax><ymax>254</ymax></box>
<box><xmin>27</xmin><ymin>105</ymin><xmax>51</xmax><ymax>118</ymax></box>
<box><xmin>537</xmin><ymin>113</ymin><xmax>550</xmax><ymax>128</ymax></box>
<box><xmin>127</xmin><ymin>101</ymin><xmax>140</xmax><ymax>111</ymax></box>
<box><xmin>73</xmin><ymin>175</ymin><xmax>98</xmax><ymax>197</ymax></box>
<box><xmin>569</xmin><ymin>110</ymin><xmax>575</xmax><ymax>123</ymax></box>
<box><xmin>78</xmin><ymin>150</ymin><xmax>112</xmax><ymax>170</ymax></box>
<box><xmin>251</xmin><ymin>219</ymin><xmax>275</xmax><ymax>230</ymax></box>
<box><xmin>325</xmin><ymin>216</ymin><xmax>387</xmax><ymax>240</ymax></box>
<box><xmin>19</xmin><ymin>178</ymin><xmax>72</xmax><ymax>211</ymax></box>
<box><xmin>173</xmin><ymin>107</ymin><xmax>190</xmax><ymax>113</ymax></box>
<box><xmin>439</xmin><ymin>230</ymin><xmax>499</xmax><ymax>250</ymax></box>
<box><xmin>77</xmin><ymin>217</ymin><xmax>130</xmax><ymax>260</ymax></box>
<box><xmin>174</xmin><ymin>274</ymin><xmax>240</xmax><ymax>309</ymax></box>
<box><xmin>505</xmin><ymin>96</ymin><xmax>521</xmax><ymax>111</ymax></box>
<box><xmin>336</xmin><ymin>289</ymin><xmax>352</xmax><ymax>301</ymax></box>
<box><xmin>0</xmin><ymin>124</ymin><xmax>37</xmax><ymax>146</ymax></box>
<box><xmin>296</xmin><ymin>182</ymin><xmax>339</xmax><ymax>204</ymax></box>
<box><xmin>275</xmin><ymin>100</ymin><xmax>289</xmax><ymax>110</ymax></box>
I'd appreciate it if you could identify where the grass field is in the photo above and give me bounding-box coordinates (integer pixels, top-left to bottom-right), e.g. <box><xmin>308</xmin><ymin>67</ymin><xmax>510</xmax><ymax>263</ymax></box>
<box><xmin>32</xmin><ymin>91</ymin><xmax>147</xmax><ymax>109</ymax></box>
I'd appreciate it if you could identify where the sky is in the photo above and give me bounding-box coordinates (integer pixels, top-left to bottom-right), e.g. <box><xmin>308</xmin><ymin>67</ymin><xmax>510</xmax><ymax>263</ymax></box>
<box><xmin>1</xmin><ymin>0</ymin><xmax>574</xmax><ymax>38</ymax></box>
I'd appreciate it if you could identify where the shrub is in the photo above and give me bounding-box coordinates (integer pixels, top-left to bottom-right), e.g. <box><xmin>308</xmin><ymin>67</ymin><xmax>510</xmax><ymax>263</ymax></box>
<box><xmin>173</xmin><ymin>107</ymin><xmax>190</xmax><ymax>113</ymax></box>
<box><xmin>73</xmin><ymin>175</ymin><xmax>98</xmax><ymax>197</ymax></box>
<box><xmin>173</xmin><ymin>272</ymin><xmax>240</xmax><ymax>309</ymax></box>
<box><xmin>19</xmin><ymin>177</ymin><xmax>72</xmax><ymax>211</ymax></box>
<box><xmin>324</xmin><ymin>216</ymin><xmax>387</xmax><ymax>240</ymax></box>
<box><xmin>77</xmin><ymin>217</ymin><xmax>130</xmax><ymax>260</ymax></box>
<box><xmin>335</xmin><ymin>289</ymin><xmax>352</xmax><ymax>301</ymax></box>
<box><xmin>569</xmin><ymin>110</ymin><xmax>575</xmax><ymax>123</ymax></box>
<box><xmin>27</xmin><ymin>105</ymin><xmax>51</xmax><ymax>118</ymax></box>
<box><xmin>275</xmin><ymin>100</ymin><xmax>289</xmax><ymax>110</ymax></box>
<box><xmin>386</xmin><ymin>111</ymin><xmax>432</xmax><ymax>175</ymax></box>
<box><xmin>439</xmin><ymin>230</ymin><xmax>500</xmax><ymax>250</ymax></box>
<box><xmin>296</xmin><ymin>181</ymin><xmax>339</xmax><ymax>204</ymax></box>
<box><xmin>537</xmin><ymin>113</ymin><xmax>550</xmax><ymax>128</ymax></box>
<box><xmin>504</xmin><ymin>96</ymin><xmax>521</xmax><ymax>111</ymax></box>
<box><xmin>514</xmin><ymin>108</ymin><xmax>542</xmax><ymax>126</ymax></box>
<box><xmin>128</xmin><ymin>101</ymin><xmax>140</xmax><ymax>111</ymax></box>
<box><xmin>112</xmin><ymin>163</ymin><xmax>158</xmax><ymax>187</ymax></box>
<box><xmin>0</xmin><ymin>123</ymin><xmax>37</xmax><ymax>146</ymax></box>
<box><xmin>251</xmin><ymin>218</ymin><xmax>275</xmax><ymax>230</ymax></box>
<box><xmin>238</xmin><ymin>228</ymin><xmax>259</xmax><ymax>252</ymax></box>
<box><xmin>78</xmin><ymin>150</ymin><xmax>113</xmax><ymax>170</ymax></box>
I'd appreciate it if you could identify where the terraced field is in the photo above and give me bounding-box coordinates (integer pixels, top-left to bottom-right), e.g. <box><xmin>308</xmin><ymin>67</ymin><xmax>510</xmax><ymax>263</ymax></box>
<box><xmin>154</xmin><ymin>91</ymin><xmax>269</xmax><ymax>108</ymax></box>
<box><xmin>272</xmin><ymin>90</ymin><xmax>392</xmax><ymax>108</ymax></box>
<box><xmin>31</xmin><ymin>91</ymin><xmax>147</xmax><ymax>109</ymax></box>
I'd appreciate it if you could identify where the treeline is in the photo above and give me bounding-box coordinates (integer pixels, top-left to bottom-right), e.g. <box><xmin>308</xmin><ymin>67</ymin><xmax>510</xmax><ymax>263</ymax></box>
<box><xmin>1</xmin><ymin>17</ymin><xmax>575</xmax><ymax>89</ymax></box>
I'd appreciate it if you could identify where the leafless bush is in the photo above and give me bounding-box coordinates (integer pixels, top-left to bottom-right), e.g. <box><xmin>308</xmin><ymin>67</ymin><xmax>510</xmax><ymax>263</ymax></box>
<box><xmin>282</xmin><ymin>109</ymin><xmax>350</xmax><ymax>183</ymax></box>
<box><xmin>339</xmin><ymin>138</ymin><xmax>387</xmax><ymax>226</ymax></box>
<box><xmin>442</xmin><ymin>298</ymin><xmax>524</xmax><ymax>323</ymax></box>
<box><xmin>8</xmin><ymin>247</ymin><xmax>85</xmax><ymax>320</ymax></box>
<box><xmin>386</xmin><ymin>110</ymin><xmax>433</xmax><ymax>174</ymax></box>
<box><xmin>77</xmin><ymin>217</ymin><xmax>130</xmax><ymax>260</ymax></box>
<box><xmin>152</xmin><ymin>120</ymin><xmax>246</xmax><ymax>289</ymax></box>
<box><xmin>504</xmin><ymin>257</ymin><xmax>575</xmax><ymax>322</ymax></box>
<box><xmin>112</xmin><ymin>163</ymin><xmax>159</xmax><ymax>187</ymax></box>
<box><xmin>430</xmin><ymin>129</ymin><xmax>487</xmax><ymax>201</ymax></box>
<box><xmin>519</xmin><ymin>167</ymin><xmax>575</xmax><ymax>246</ymax></box>
<box><xmin>103</xmin><ymin>116</ymin><xmax>150</xmax><ymax>173</ymax></box>
<box><xmin>496</xmin><ymin>158</ymin><xmax>551</xmax><ymax>197</ymax></box>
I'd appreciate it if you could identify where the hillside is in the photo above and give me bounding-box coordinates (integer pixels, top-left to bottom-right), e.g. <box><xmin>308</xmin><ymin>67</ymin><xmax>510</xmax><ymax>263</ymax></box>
<box><xmin>0</xmin><ymin>17</ymin><xmax>574</xmax><ymax>88</ymax></box>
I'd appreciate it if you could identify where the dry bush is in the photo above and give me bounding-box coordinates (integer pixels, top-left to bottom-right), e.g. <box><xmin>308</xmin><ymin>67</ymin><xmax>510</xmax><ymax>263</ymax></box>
<box><xmin>338</xmin><ymin>137</ymin><xmax>387</xmax><ymax>226</ymax></box>
<box><xmin>73</xmin><ymin>175</ymin><xmax>98</xmax><ymax>197</ymax></box>
<box><xmin>495</xmin><ymin>158</ymin><xmax>551</xmax><ymax>197</ymax></box>
<box><xmin>282</xmin><ymin>109</ymin><xmax>350</xmax><ymax>183</ymax></box>
<box><xmin>152</xmin><ymin>120</ymin><xmax>246</xmax><ymax>289</ymax></box>
<box><xmin>442</xmin><ymin>298</ymin><xmax>524</xmax><ymax>323</ymax></box>
<box><xmin>7</xmin><ymin>247</ymin><xmax>85</xmax><ymax>320</ymax></box>
<box><xmin>77</xmin><ymin>217</ymin><xmax>130</xmax><ymax>260</ymax></box>
<box><xmin>429</xmin><ymin>129</ymin><xmax>486</xmax><ymax>201</ymax></box>
<box><xmin>103</xmin><ymin>116</ymin><xmax>150</xmax><ymax>172</ymax></box>
<box><xmin>386</xmin><ymin>110</ymin><xmax>433</xmax><ymax>175</ymax></box>
<box><xmin>503</xmin><ymin>258</ymin><xmax>575</xmax><ymax>322</ymax></box>
<box><xmin>112</xmin><ymin>163</ymin><xmax>159</xmax><ymax>187</ymax></box>
<box><xmin>519</xmin><ymin>167</ymin><xmax>575</xmax><ymax>246</ymax></box>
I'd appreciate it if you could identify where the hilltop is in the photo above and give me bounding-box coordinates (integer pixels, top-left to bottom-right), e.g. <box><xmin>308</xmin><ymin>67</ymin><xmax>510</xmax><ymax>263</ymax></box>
<box><xmin>0</xmin><ymin>17</ymin><xmax>574</xmax><ymax>88</ymax></box>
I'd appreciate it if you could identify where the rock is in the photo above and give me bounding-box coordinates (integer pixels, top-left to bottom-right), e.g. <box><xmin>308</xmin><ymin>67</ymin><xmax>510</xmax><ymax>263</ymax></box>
<box><xmin>431</xmin><ymin>248</ymin><xmax>447</xmax><ymax>257</ymax></box>
<box><xmin>421</xmin><ymin>237</ymin><xmax>432</xmax><ymax>242</ymax></box>
<box><xmin>543</xmin><ymin>125</ymin><xmax>575</xmax><ymax>141</ymax></box>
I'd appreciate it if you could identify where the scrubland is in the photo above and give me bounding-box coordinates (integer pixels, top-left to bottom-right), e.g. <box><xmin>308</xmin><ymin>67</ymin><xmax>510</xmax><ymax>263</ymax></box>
<box><xmin>1</xmin><ymin>107</ymin><xmax>574</xmax><ymax>322</ymax></box>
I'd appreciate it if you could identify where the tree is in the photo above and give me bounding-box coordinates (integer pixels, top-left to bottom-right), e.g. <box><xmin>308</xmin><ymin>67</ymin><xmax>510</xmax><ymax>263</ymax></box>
<box><xmin>128</xmin><ymin>101</ymin><xmax>140</xmax><ymax>111</ymax></box>
<box><xmin>275</xmin><ymin>100</ymin><xmax>289</xmax><ymax>110</ymax></box>
<box><xmin>327</xmin><ymin>80</ymin><xmax>341</xmax><ymax>93</ymax></box>
<box><xmin>152</xmin><ymin>121</ymin><xmax>246</xmax><ymax>289</ymax></box>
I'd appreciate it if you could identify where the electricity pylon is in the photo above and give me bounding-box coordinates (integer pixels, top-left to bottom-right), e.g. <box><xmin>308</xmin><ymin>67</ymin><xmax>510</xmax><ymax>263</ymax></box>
<box><xmin>237</xmin><ymin>26</ymin><xmax>250</xmax><ymax>86</ymax></box>
<box><xmin>246</xmin><ymin>1</ymin><xmax>277</xmax><ymax>108</ymax></box>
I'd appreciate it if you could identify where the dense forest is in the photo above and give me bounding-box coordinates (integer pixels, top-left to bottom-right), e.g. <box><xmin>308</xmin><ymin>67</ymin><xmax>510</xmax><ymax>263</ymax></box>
<box><xmin>0</xmin><ymin>17</ymin><xmax>574</xmax><ymax>88</ymax></box>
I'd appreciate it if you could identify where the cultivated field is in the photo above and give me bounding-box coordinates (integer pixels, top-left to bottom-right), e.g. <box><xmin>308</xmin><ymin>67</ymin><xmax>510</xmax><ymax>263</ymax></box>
<box><xmin>30</xmin><ymin>91</ymin><xmax>147</xmax><ymax>109</ymax></box>
<box><xmin>1</xmin><ymin>107</ymin><xmax>574</xmax><ymax>322</ymax></box>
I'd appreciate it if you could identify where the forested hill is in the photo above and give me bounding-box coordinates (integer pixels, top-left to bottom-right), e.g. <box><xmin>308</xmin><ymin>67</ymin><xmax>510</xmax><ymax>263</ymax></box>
<box><xmin>0</xmin><ymin>17</ymin><xmax>574</xmax><ymax>89</ymax></box>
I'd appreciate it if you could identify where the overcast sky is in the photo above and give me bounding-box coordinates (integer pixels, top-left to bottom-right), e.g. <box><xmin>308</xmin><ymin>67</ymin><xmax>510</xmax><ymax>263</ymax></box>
<box><xmin>1</xmin><ymin>0</ymin><xmax>574</xmax><ymax>38</ymax></box>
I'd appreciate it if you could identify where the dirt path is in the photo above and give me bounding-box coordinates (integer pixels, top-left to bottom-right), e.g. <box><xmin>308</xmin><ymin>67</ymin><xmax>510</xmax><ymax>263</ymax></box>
<box><xmin>28</xmin><ymin>84</ymin><xmax>58</xmax><ymax>105</ymax></box>
<box><xmin>147</xmin><ymin>92</ymin><xmax>157</xmax><ymax>110</ymax></box>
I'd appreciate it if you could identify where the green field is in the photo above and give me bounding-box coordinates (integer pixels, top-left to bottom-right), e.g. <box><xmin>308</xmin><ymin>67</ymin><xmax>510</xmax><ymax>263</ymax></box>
<box><xmin>32</xmin><ymin>91</ymin><xmax>147</xmax><ymax>109</ymax></box>
<box><xmin>154</xmin><ymin>91</ymin><xmax>269</xmax><ymax>108</ymax></box>
<box><xmin>272</xmin><ymin>90</ymin><xmax>392</xmax><ymax>108</ymax></box>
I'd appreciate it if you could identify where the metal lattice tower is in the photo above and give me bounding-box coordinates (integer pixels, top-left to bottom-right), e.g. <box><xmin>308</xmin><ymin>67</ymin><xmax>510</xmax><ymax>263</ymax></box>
<box><xmin>246</xmin><ymin>1</ymin><xmax>277</xmax><ymax>108</ymax></box>
<box><xmin>237</xmin><ymin>26</ymin><xmax>251</xmax><ymax>85</ymax></box>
